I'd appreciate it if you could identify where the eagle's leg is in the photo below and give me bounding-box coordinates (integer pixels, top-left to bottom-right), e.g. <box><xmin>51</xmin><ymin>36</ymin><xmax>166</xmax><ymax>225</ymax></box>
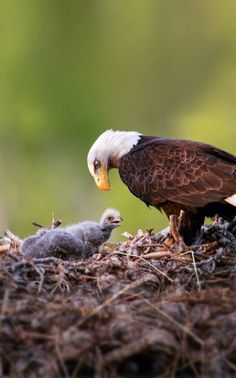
<box><xmin>177</xmin><ymin>209</ymin><xmax>185</xmax><ymax>229</ymax></box>
<box><xmin>169</xmin><ymin>214</ymin><xmax>180</xmax><ymax>242</ymax></box>
<box><xmin>162</xmin><ymin>212</ymin><xmax>185</xmax><ymax>249</ymax></box>
<box><xmin>161</xmin><ymin>203</ymin><xmax>203</xmax><ymax>246</ymax></box>
<box><xmin>168</xmin><ymin>211</ymin><xmax>186</xmax><ymax>250</ymax></box>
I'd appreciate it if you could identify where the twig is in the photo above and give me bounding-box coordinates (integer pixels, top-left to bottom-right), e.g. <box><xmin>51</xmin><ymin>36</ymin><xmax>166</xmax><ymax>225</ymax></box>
<box><xmin>142</xmin><ymin>251</ymin><xmax>172</xmax><ymax>259</ymax></box>
<box><xmin>113</xmin><ymin>250</ymin><xmax>173</xmax><ymax>283</ymax></box>
<box><xmin>198</xmin><ymin>241</ymin><xmax>218</xmax><ymax>253</ymax></box>
<box><xmin>4</xmin><ymin>230</ymin><xmax>22</xmax><ymax>248</ymax></box>
<box><xmin>32</xmin><ymin>257</ymin><xmax>62</xmax><ymax>264</ymax></box>
<box><xmin>181</xmin><ymin>250</ymin><xmax>201</xmax><ymax>291</ymax></box>
<box><xmin>51</xmin><ymin>212</ymin><xmax>62</xmax><ymax>229</ymax></box>
<box><xmin>52</xmin><ymin>219</ymin><xmax>62</xmax><ymax>229</ymax></box>
<box><xmin>32</xmin><ymin>221</ymin><xmax>43</xmax><ymax>228</ymax></box>
<box><xmin>20</xmin><ymin>331</ymin><xmax>56</xmax><ymax>341</ymax></box>
<box><xmin>129</xmin><ymin>243</ymin><xmax>169</xmax><ymax>250</ymax></box>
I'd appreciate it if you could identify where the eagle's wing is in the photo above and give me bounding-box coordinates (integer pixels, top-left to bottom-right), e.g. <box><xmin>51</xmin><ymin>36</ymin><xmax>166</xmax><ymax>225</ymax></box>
<box><xmin>119</xmin><ymin>139</ymin><xmax>236</xmax><ymax>208</ymax></box>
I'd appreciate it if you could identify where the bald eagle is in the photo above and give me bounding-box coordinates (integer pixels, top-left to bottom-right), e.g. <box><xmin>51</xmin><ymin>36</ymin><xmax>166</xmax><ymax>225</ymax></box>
<box><xmin>87</xmin><ymin>130</ymin><xmax>236</xmax><ymax>244</ymax></box>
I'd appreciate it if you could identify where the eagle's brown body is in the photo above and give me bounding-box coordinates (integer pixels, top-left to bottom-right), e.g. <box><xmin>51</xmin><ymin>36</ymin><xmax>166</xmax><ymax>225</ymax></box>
<box><xmin>119</xmin><ymin>136</ymin><xmax>236</xmax><ymax>242</ymax></box>
<box><xmin>87</xmin><ymin>131</ymin><xmax>236</xmax><ymax>244</ymax></box>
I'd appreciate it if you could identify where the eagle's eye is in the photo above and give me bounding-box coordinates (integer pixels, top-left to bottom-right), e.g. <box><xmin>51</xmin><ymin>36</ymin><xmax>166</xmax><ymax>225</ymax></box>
<box><xmin>107</xmin><ymin>216</ymin><xmax>114</xmax><ymax>221</ymax></box>
<box><xmin>94</xmin><ymin>160</ymin><xmax>101</xmax><ymax>171</ymax></box>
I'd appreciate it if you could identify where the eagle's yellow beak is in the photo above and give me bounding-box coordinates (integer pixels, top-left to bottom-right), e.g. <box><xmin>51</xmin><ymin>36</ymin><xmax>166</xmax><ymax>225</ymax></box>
<box><xmin>94</xmin><ymin>163</ymin><xmax>111</xmax><ymax>191</ymax></box>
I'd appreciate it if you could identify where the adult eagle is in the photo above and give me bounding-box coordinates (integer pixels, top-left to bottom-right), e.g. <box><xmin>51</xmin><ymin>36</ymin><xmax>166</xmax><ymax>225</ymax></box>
<box><xmin>87</xmin><ymin>130</ymin><xmax>236</xmax><ymax>244</ymax></box>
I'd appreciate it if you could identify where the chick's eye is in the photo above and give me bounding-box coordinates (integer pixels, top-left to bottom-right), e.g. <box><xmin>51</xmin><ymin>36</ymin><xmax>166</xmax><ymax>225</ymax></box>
<box><xmin>94</xmin><ymin>160</ymin><xmax>101</xmax><ymax>170</ymax></box>
<box><xmin>108</xmin><ymin>216</ymin><xmax>114</xmax><ymax>221</ymax></box>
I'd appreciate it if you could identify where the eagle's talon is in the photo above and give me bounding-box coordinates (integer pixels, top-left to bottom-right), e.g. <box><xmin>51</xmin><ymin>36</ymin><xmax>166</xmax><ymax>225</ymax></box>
<box><xmin>163</xmin><ymin>235</ymin><xmax>175</xmax><ymax>247</ymax></box>
<box><xmin>168</xmin><ymin>212</ymin><xmax>188</xmax><ymax>251</ymax></box>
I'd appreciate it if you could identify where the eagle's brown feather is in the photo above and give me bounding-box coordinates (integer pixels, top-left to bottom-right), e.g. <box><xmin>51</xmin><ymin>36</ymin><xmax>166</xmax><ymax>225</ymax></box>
<box><xmin>119</xmin><ymin>137</ymin><xmax>236</xmax><ymax>243</ymax></box>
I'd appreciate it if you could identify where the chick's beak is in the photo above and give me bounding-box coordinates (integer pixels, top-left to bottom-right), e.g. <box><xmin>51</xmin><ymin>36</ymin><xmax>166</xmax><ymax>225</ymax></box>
<box><xmin>94</xmin><ymin>163</ymin><xmax>111</xmax><ymax>191</ymax></box>
<box><xmin>111</xmin><ymin>216</ymin><xmax>123</xmax><ymax>227</ymax></box>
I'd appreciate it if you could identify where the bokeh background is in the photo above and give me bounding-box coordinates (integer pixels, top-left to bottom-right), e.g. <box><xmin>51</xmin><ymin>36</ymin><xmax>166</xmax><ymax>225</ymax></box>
<box><xmin>1</xmin><ymin>0</ymin><xmax>236</xmax><ymax>240</ymax></box>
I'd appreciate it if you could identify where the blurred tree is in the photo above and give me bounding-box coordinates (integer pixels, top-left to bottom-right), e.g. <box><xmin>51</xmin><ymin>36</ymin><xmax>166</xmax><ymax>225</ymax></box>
<box><xmin>0</xmin><ymin>0</ymin><xmax>235</xmax><ymax>238</ymax></box>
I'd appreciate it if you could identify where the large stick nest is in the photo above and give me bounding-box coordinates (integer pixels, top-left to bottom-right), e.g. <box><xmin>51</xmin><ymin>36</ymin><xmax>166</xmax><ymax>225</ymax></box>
<box><xmin>0</xmin><ymin>219</ymin><xmax>236</xmax><ymax>377</ymax></box>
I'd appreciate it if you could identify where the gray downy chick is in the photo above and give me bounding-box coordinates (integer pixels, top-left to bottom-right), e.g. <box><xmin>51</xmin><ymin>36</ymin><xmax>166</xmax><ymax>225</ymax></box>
<box><xmin>21</xmin><ymin>228</ymin><xmax>84</xmax><ymax>260</ymax></box>
<box><xmin>21</xmin><ymin>208</ymin><xmax>122</xmax><ymax>260</ymax></box>
<box><xmin>65</xmin><ymin>208</ymin><xmax>123</xmax><ymax>257</ymax></box>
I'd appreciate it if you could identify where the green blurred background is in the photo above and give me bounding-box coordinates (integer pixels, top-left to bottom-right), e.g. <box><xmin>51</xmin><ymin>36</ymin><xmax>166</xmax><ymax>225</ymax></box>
<box><xmin>0</xmin><ymin>0</ymin><xmax>236</xmax><ymax>240</ymax></box>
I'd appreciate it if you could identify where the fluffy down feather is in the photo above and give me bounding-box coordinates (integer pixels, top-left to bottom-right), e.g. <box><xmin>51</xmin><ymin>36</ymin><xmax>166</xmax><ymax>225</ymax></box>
<box><xmin>21</xmin><ymin>209</ymin><xmax>122</xmax><ymax>259</ymax></box>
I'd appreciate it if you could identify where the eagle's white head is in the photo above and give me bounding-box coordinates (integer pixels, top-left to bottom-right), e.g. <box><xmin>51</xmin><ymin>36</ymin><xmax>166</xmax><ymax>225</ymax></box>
<box><xmin>87</xmin><ymin>129</ymin><xmax>141</xmax><ymax>190</ymax></box>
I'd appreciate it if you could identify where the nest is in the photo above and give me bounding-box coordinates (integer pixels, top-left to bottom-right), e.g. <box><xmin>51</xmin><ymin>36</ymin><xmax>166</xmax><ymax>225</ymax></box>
<box><xmin>0</xmin><ymin>219</ymin><xmax>236</xmax><ymax>377</ymax></box>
